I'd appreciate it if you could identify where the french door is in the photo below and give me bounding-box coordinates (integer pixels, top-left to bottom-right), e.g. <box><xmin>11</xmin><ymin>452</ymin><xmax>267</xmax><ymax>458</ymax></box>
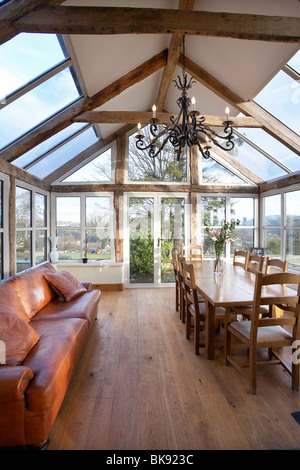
<box><xmin>125</xmin><ymin>193</ymin><xmax>189</xmax><ymax>287</ymax></box>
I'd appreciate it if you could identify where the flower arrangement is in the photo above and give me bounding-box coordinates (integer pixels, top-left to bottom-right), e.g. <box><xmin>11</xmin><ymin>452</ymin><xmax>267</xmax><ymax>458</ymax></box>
<box><xmin>205</xmin><ymin>220</ymin><xmax>240</xmax><ymax>274</ymax></box>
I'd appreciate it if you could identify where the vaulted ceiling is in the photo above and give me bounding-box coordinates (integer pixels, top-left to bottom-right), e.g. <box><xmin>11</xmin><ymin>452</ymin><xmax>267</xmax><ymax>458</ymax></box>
<box><xmin>0</xmin><ymin>0</ymin><xmax>299</xmax><ymax>190</ymax></box>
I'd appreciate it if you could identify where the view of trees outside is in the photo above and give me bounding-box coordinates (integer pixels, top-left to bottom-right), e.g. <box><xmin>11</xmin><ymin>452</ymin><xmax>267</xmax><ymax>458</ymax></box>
<box><xmin>16</xmin><ymin>187</ymin><xmax>32</xmax><ymax>272</ymax></box>
<box><xmin>263</xmin><ymin>191</ymin><xmax>300</xmax><ymax>265</ymax></box>
<box><xmin>128</xmin><ymin>126</ymin><xmax>187</xmax><ymax>182</ymax></box>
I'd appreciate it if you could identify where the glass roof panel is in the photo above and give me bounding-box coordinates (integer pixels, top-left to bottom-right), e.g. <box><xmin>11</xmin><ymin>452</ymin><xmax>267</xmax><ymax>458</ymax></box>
<box><xmin>62</xmin><ymin>148</ymin><xmax>112</xmax><ymax>182</ymax></box>
<box><xmin>228</xmin><ymin>136</ymin><xmax>287</xmax><ymax>181</ymax></box>
<box><xmin>287</xmin><ymin>50</ymin><xmax>300</xmax><ymax>73</ymax></box>
<box><xmin>13</xmin><ymin>123</ymin><xmax>87</xmax><ymax>169</ymax></box>
<box><xmin>0</xmin><ymin>34</ymin><xmax>67</xmax><ymax>101</ymax></box>
<box><xmin>28</xmin><ymin>127</ymin><xmax>99</xmax><ymax>178</ymax></box>
<box><xmin>235</xmin><ymin>127</ymin><xmax>300</xmax><ymax>173</ymax></box>
<box><xmin>254</xmin><ymin>69</ymin><xmax>300</xmax><ymax>136</ymax></box>
<box><xmin>0</xmin><ymin>67</ymin><xmax>82</xmax><ymax>151</ymax></box>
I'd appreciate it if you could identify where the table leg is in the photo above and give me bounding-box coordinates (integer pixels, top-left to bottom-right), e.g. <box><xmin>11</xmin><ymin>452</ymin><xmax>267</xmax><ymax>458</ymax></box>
<box><xmin>205</xmin><ymin>301</ymin><xmax>216</xmax><ymax>359</ymax></box>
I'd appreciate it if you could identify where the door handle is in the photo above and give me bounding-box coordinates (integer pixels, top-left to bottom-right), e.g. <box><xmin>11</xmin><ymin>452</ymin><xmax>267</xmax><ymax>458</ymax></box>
<box><xmin>157</xmin><ymin>237</ymin><xmax>165</xmax><ymax>247</ymax></box>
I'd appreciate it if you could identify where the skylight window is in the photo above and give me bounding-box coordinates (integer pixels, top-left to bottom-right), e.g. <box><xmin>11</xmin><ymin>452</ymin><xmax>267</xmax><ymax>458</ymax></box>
<box><xmin>28</xmin><ymin>126</ymin><xmax>99</xmax><ymax>178</ymax></box>
<box><xmin>0</xmin><ymin>33</ymin><xmax>67</xmax><ymax>101</ymax></box>
<box><xmin>0</xmin><ymin>33</ymin><xmax>83</xmax><ymax>152</ymax></box>
<box><xmin>254</xmin><ymin>51</ymin><xmax>300</xmax><ymax>137</ymax></box>
<box><xmin>234</xmin><ymin>127</ymin><xmax>300</xmax><ymax>173</ymax></box>
<box><xmin>13</xmin><ymin>123</ymin><xmax>87</xmax><ymax>169</ymax></box>
<box><xmin>228</xmin><ymin>134</ymin><xmax>288</xmax><ymax>181</ymax></box>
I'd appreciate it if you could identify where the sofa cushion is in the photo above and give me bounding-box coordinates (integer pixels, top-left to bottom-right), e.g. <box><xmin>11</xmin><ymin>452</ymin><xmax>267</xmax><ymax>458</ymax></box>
<box><xmin>23</xmin><ymin>318</ymin><xmax>89</xmax><ymax>412</ymax></box>
<box><xmin>0</xmin><ymin>281</ymin><xmax>29</xmax><ymax>323</ymax></box>
<box><xmin>43</xmin><ymin>271</ymin><xmax>87</xmax><ymax>302</ymax></box>
<box><xmin>0</xmin><ymin>310</ymin><xmax>39</xmax><ymax>366</ymax></box>
<box><xmin>31</xmin><ymin>289</ymin><xmax>101</xmax><ymax>328</ymax></box>
<box><xmin>9</xmin><ymin>263</ymin><xmax>57</xmax><ymax>320</ymax></box>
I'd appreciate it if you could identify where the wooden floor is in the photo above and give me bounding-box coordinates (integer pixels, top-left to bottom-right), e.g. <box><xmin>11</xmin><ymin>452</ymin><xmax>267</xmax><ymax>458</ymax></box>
<box><xmin>48</xmin><ymin>288</ymin><xmax>300</xmax><ymax>450</ymax></box>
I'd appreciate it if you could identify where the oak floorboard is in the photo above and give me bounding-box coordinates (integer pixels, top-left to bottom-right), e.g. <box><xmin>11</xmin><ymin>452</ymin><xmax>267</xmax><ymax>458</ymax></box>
<box><xmin>48</xmin><ymin>288</ymin><xmax>300</xmax><ymax>451</ymax></box>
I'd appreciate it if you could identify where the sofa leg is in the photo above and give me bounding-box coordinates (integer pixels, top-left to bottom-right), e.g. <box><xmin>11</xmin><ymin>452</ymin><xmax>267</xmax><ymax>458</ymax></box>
<box><xmin>27</xmin><ymin>438</ymin><xmax>50</xmax><ymax>450</ymax></box>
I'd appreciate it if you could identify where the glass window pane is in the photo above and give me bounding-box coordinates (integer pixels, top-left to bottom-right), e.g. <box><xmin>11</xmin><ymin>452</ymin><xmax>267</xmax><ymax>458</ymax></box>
<box><xmin>16</xmin><ymin>187</ymin><xmax>31</xmax><ymax>228</ymax></box>
<box><xmin>35</xmin><ymin>229</ymin><xmax>47</xmax><ymax>265</ymax></box>
<box><xmin>128</xmin><ymin>126</ymin><xmax>187</xmax><ymax>182</ymax></box>
<box><xmin>16</xmin><ymin>231</ymin><xmax>32</xmax><ymax>272</ymax></box>
<box><xmin>56</xmin><ymin>197</ymin><xmax>80</xmax><ymax>227</ymax></box>
<box><xmin>230</xmin><ymin>228</ymin><xmax>254</xmax><ymax>253</ymax></box>
<box><xmin>85</xmin><ymin>196</ymin><xmax>111</xmax><ymax>260</ymax></box>
<box><xmin>285</xmin><ymin>190</ymin><xmax>300</xmax><ymax>226</ymax></box>
<box><xmin>229</xmin><ymin>136</ymin><xmax>287</xmax><ymax>180</ymax></box>
<box><xmin>35</xmin><ymin>193</ymin><xmax>47</xmax><ymax>227</ymax></box>
<box><xmin>254</xmin><ymin>70</ymin><xmax>300</xmax><ymax>136</ymax></box>
<box><xmin>28</xmin><ymin>127</ymin><xmax>99</xmax><ymax>178</ymax></box>
<box><xmin>235</xmin><ymin>127</ymin><xmax>300</xmax><ymax>173</ymax></box>
<box><xmin>0</xmin><ymin>33</ymin><xmax>67</xmax><ymax>101</ymax></box>
<box><xmin>230</xmin><ymin>198</ymin><xmax>254</xmax><ymax>226</ymax></box>
<box><xmin>287</xmin><ymin>50</ymin><xmax>300</xmax><ymax>74</ymax></box>
<box><xmin>263</xmin><ymin>194</ymin><xmax>281</xmax><ymax>226</ymax></box>
<box><xmin>56</xmin><ymin>229</ymin><xmax>81</xmax><ymax>260</ymax></box>
<box><xmin>200</xmin><ymin>196</ymin><xmax>226</xmax><ymax>226</ymax></box>
<box><xmin>129</xmin><ymin>197</ymin><xmax>154</xmax><ymax>283</ymax></box>
<box><xmin>0</xmin><ymin>67</ymin><xmax>82</xmax><ymax>150</ymax></box>
<box><xmin>85</xmin><ymin>229</ymin><xmax>111</xmax><ymax>260</ymax></box>
<box><xmin>202</xmin><ymin>155</ymin><xmax>248</xmax><ymax>184</ymax></box>
<box><xmin>285</xmin><ymin>229</ymin><xmax>300</xmax><ymax>266</ymax></box>
<box><xmin>264</xmin><ymin>228</ymin><xmax>281</xmax><ymax>258</ymax></box>
<box><xmin>13</xmin><ymin>123</ymin><xmax>87</xmax><ymax>169</ymax></box>
<box><xmin>63</xmin><ymin>148</ymin><xmax>112</xmax><ymax>182</ymax></box>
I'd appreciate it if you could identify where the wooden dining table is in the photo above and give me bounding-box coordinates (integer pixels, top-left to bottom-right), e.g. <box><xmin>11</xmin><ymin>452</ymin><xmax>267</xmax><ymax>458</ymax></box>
<box><xmin>193</xmin><ymin>259</ymin><xmax>299</xmax><ymax>359</ymax></box>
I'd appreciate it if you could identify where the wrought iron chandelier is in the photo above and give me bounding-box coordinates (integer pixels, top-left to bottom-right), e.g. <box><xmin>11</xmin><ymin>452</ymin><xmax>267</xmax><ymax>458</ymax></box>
<box><xmin>135</xmin><ymin>36</ymin><xmax>235</xmax><ymax>161</ymax></box>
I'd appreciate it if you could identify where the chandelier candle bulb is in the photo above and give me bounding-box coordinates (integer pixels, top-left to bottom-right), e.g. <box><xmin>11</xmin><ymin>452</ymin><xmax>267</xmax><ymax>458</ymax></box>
<box><xmin>225</xmin><ymin>106</ymin><xmax>230</xmax><ymax>121</ymax></box>
<box><xmin>152</xmin><ymin>105</ymin><xmax>156</xmax><ymax>119</ymax></box>
<box><xmin>191</xmin><ymin>97</ymin><xmax>196</xmax><ymax>110</ymax></box>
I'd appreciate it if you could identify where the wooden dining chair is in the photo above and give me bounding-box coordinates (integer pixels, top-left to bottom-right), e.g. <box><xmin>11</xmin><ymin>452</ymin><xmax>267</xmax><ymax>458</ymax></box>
<box><xmin>265</xmin><ymin>257</ymin><xmax>289</xmax><ymax>274</ymax></box>
<box><xmin>177</xmin><ymin>255</ymin><xmax>187</xmax><ymax>322</ymax></box>
<box><xmin>181</xmin><ymin>262</ymin><xmax>226</xmax><ymax>354</ymax></box>
<box><xmin>172</xmin><ymin>251</ymin><xmax>180</xmax><ymax>312</ymax></box>
<box><xmin>233</xmin><ymin>249</ymin><xmax>249</xmax><ymax>269</ymax></box>
<box><xmin>246</xmin><ymin>253</ymin><xmax>264</xmax><ymax>273</ymax></box>
<box><xmin>225</xmin><ymin>271</ymin><xmax>300</xmax><ymax>393</ymax></box>
<box><xmin>181</xmin><ymin>243</ymin><xmax>203</xmax><ymax>262</ymax></box>
<box><xmin>181</xmin><ymin>261</ymin><xmax>205</xmax><ymax>354</ymax></box>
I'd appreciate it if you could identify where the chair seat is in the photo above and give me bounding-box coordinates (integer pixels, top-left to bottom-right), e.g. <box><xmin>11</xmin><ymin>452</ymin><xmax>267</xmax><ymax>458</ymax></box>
<box><xmin>230</xmin><ymin>320</ymin><xmax>292</xmax><ymax>343</ymax></box>
<box><xmin>198</xmin><ymin>303</ymin><xmax>226</xmax><ymax>318</ymax></box>
<box><xmin>234</xmin><ymin>305</ymin><xmax>270</xmax><ymax>316</ymax></box>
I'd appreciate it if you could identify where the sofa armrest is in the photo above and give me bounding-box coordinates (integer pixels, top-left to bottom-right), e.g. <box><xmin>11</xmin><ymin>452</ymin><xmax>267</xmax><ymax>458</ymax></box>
<box><xmin>81</xmin><ymin>281</ymin><xmax>93</xmax><ymax>292</ymax></box>
<box><xmin>0</xmin><ymin>366</ymin><xmax>34</xmax><ymax>402</ymax></box>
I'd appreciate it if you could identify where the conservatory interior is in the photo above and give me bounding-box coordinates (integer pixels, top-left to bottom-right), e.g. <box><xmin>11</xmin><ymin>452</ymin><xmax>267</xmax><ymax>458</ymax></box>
<box><xmin>0</xmin><ymin>0</ymin><xmax>300</xmax><ymax>451</ymax></box>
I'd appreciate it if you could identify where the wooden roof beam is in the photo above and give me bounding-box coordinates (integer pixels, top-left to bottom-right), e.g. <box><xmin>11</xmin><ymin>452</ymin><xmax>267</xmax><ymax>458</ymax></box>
<box><xmin>0</xmin><ymin>0</ymin><xmax>64</xmax><ymax>45</ymax></box>
<box><xmin>13</xmin><ymin>7</ymin><xmax>300</xmax><ymax>43</ymax></box>
<box><xmin>73</xmin><ymin>111</ymin><xmax>262</xmax><ymax>128</ymax></box>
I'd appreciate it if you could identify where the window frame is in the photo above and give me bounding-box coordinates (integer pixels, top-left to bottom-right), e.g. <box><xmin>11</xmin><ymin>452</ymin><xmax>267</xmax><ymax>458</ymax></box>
<box><xmin>260</xmin><ymin>183</ymin><xmax>300</xmax><ymax>270</ymax></box>
<box><xmin>0</xmin><ymin>172</ymin><xmax>9</xmax><ymax>280</ymax></box>
<box><xmin>51</xmin><ymin>192</ymin><xmax>115</xmax><ymax>262</ymax></box>
<box><xmin>198</xmin><ymin>192</ymin><xmax>259</xmax><ymax>259</ymax></box>
<box><xmin>15</xmin><ymin>180</ymin><xmax>49</xmax><ymax>273</ymax></box>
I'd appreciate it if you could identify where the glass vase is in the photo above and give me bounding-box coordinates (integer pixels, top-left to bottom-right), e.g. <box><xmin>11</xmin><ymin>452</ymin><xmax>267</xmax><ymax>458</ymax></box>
<box><xmin>214</xmin><ymin>255</ymin><xmax>223</xmax><ymax>275</ymax></box>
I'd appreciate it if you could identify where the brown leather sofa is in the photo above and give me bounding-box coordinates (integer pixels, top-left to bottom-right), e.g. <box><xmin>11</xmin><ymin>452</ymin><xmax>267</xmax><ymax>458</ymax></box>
<box><xmin>0</xmin><ymin>263</ymin><xmax>101</xmax><ymax>449</ymax></box>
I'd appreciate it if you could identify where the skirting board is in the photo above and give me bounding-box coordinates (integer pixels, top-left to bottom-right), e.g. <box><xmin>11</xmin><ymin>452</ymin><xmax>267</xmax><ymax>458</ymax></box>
<box><xmin>92</xmin><ymin>283</ymin><xmax>125</xmax><ymax>291</ymax></box>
